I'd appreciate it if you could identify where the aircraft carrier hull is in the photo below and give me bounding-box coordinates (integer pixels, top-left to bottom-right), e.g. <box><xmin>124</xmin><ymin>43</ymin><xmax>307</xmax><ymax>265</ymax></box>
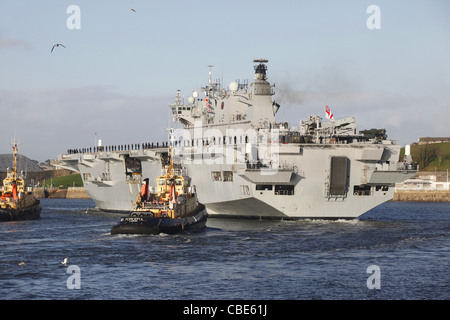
<box><xmin>58</xmin><ymin>143</ymin><xmax>415</xmax><ymax>219</ymax></box>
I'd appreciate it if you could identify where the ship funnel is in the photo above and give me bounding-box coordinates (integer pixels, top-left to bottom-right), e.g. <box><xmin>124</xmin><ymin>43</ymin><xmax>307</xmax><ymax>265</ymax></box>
<box><xmin>253</xmin><ymin>58</ymin><xmax>268</xmax><ymax>80</ymax></box>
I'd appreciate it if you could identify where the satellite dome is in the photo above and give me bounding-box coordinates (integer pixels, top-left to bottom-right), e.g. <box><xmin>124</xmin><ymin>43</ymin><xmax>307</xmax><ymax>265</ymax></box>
<box><xmin>229</xmin><ymin>81</ymin><xmax>238</xmax><ymax>91</ymax></box>
<box><xmin>188</xmin><ymin>96</ymin><xmax>195</xmax><ymax>104</ymax></box>
<box><xmin>193</xmin><ymin>91</ymin><xmax>199</xmax><ymax>98</ymax></box>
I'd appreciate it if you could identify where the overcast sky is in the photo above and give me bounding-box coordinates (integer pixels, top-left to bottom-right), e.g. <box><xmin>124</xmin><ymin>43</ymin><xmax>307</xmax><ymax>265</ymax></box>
<box><xmin>1</xmin><ymin>0</ymin><xmax>449</xmax><ymax>162</ymax></box>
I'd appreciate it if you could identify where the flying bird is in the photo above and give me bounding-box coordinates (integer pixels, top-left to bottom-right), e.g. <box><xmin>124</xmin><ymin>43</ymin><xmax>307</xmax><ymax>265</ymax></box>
<box><xmin>51</xmin><ymin>43</ymin><xmax>66</xmax><ymax>53</ymax></box>
<box><xmin>131</xmin><ymin>8</ymin><xmax>136</xmax><ymax>12</ymax></box>
<box><xmin>61</xmin><ymin>257</ymin><xmax>69</xmax><ymax>266</ymax></box>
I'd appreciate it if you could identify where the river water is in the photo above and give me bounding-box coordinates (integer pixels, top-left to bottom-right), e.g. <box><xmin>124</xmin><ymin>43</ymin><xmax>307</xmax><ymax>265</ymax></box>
<box><xmin>0</xmin><ymin>199</ymin><xmax>448</xmax><ymax>301</ymax></box>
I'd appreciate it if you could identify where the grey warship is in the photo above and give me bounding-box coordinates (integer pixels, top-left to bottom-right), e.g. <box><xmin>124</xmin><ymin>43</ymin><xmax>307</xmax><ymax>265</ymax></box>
<box><xmin>58</xmin><ymin>59</ymin><xmax>416</xmax><ymax>219</ymax></box>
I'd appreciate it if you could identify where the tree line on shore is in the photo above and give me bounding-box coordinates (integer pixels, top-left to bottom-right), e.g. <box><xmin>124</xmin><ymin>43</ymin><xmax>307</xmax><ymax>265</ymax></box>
<box><xmin>409</xmin><ymin>142</ymin><xmax>450</xmax><ymax>171</ymax></box>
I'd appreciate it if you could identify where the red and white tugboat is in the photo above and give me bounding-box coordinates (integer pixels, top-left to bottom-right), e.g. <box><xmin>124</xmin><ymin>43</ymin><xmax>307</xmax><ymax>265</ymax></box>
<box><xmin>111</xmin><ymin>147</ymin><xmax>207</xmax><ymax>235</ymax></box>
<box><xmin>0</xmin><ymin>142</ymin><xmax>41</xmax><ymax>221</ymax></box>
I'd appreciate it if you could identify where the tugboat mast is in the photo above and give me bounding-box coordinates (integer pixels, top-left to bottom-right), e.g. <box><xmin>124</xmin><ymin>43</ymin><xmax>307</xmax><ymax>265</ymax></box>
<box><xmin>168</xmin><ymin>128</ymin><xmax>175</xmax><ymax>177</ymax></box>
<box><xmin>11</xmin><ymin>141</ymin><xmax>20</xmax><ymax>182</ymax></box>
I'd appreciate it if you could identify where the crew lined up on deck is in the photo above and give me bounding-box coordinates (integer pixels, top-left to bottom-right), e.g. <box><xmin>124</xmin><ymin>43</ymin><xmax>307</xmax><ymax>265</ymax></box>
<box><xmin>66</xmin><ymin>134</ymin><xmax>254</xmax><ymax>154</ymax></box>
<box><xmin>67</xmin><ymin>141</ymin><xmax>169</xmax><ymax>154</ymax></box>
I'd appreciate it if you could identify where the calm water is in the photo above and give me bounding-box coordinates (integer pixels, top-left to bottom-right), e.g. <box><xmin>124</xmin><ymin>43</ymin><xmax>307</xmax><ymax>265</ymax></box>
<box><xmin>0</xmin><ymin>199</ymin><xmax>448</xmax><ymax>300</ymax></box>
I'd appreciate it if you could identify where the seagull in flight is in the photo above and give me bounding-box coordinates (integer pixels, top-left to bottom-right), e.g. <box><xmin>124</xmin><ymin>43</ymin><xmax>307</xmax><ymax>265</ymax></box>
<box><xmin>61</xmin><ymin>257</ymin><xmax>69</xmax><ymax>266</ymax></box>
<box><xmin>131</xmin><ymin>8</ymin><xmax>136</xmax><ymax>12</ymax></box>
<box><xmin>51</xmin><ymin>43</ymin><xmax>66</xmax><ymax>53</ymax></box>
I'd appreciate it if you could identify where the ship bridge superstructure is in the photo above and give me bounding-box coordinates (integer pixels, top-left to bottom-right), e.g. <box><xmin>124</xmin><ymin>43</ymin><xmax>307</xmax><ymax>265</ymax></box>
<box><xmin>170</xmin><ymin>59</ymin><xmax>278</xmax><ymax>133</ymax></box>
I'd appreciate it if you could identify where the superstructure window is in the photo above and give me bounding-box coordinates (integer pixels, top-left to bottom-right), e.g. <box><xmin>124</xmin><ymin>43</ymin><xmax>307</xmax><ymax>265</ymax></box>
<box><xmin>256</xmin><ymin>184</ymin><xmax>273</xmax><ymax>191</ymax></box>
<box><xmin>375</xmin><ymin>185</ymin><xmax>389</xmax><ymax>191</ymax></box>
<box><xmin>353</xmin><ymin>185</ymin><xmax>371</xmax><ymax>196</ymax></box>
<box><xmin>274</xmin><ymin>185</ymin><xmax>294</xmax><ymax>195</ymax></box>
<box><xmin>211</xmin><ymin>171</ymin><xmax>222</xmax><ymax>181</ymax></box>
<box><xmin>223</xmin><ymin>171</ymin><xmax>233</xmax><ymax>182</ymax></box>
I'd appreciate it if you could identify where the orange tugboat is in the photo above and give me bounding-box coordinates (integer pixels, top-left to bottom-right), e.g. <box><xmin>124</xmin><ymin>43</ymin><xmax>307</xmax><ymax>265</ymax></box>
<box><xmin>111</xmin><ymin>147</ymin><xmax>207</xmax><ymax>235</ymax></box>
<box><xmin>0</xmin><ymin>142</ymin><xmax>41</xmax><ymax>221</ymax></box>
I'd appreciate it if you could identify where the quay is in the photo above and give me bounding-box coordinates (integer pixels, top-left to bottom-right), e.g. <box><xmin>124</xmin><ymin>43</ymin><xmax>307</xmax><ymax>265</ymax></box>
<box><xmin>33</xmin><ymin>187</ymin><xmax>90</xmax><ymax>199</ymax></box>
<box><xmin>394</xmin><ymin>173</ymin><xmax>450</xmax><ymax>202</ymax></box>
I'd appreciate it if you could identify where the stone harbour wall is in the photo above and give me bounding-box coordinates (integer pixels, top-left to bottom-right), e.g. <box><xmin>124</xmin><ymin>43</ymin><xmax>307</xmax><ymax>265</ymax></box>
<box><xmin>33</xmin><ymin>187</ymin><xmax>90</xmax><ymax>199</ymax></box>
<box><xmin>393</xmin><ymin>190</ymin><xmax>450</xmax><ymax>202</ymax></box>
